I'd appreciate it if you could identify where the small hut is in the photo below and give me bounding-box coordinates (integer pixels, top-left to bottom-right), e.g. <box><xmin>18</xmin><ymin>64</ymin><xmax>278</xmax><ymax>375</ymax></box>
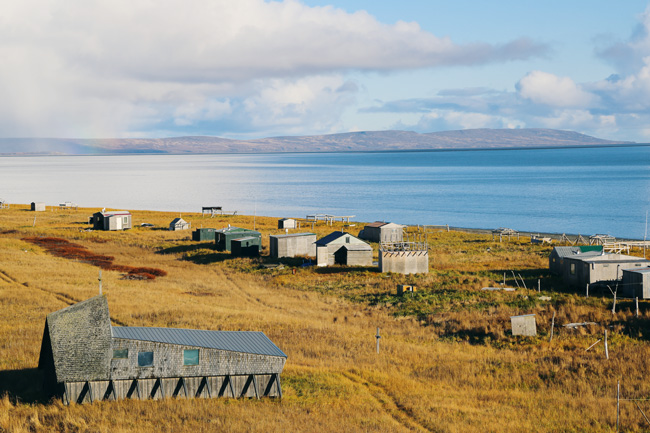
<box><xmin>277</xmin><ymin>218</ymin><xmax>297</xmax><ymax>229</ymax></box>
<box><xmin>315</xmin><ymin>232</ymin><xmax>372</xmax><ymax>267</ymax></box>
<box><xmin>91</xmin><ymin>211</ymin><xmax>132</xmax><ymax>231</ymax></box>
<box><xmin>169</xmin><ymin>218</ymin><xmax>190</xmax><ymax>231</ymax></box>
<box><xmin>621</xmin><ymin>267</ymin><xmax>650</xmax><ymax>299</ymax></box>
<box><xmin>31</xmin><ymin>202</ymin><xmax>46</xmax><ymax>211</ymax></box>
<box><xmin>269</xmin><ymin>233</ymin><xmax>316</xmax><ymax>258</ymax></box>
<box><xmin>231</xmin><ymin>237</ymin><xmax>262</xmax><ymax>257</ymax></box>
<box><xmin>192</xmin><ymin>228</ymin><xmax>217</xmax><ymax>242</ymax></box>
<box><xmin>215</xmin><ymin>227</ymin><xmax>262</xmax><ymax>252</ymax></box>
<box><xmin>359</xmin><ymin>222</ymin><xmax>404</xmax><ymax>243</ymax></box>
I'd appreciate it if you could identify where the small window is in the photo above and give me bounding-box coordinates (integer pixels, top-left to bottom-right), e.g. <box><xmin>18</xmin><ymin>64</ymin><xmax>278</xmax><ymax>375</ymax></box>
<box><xmin>138</xmin><ymin>351</ymin><xmax>154</xmax><ymax>367</ymax></box>
<box><xmin>603</xmin><ymin>264</ymin><xmax>609</xmax><ymax>268</ymax></box>
<box><xmin>345</xmin><ymin>236</ymin><xmax>350</xmax><ymax>243</ymax></box>
<box><xmin>570</xmin><ymin>263</ymin><xmax>576</xmax><ymax>275</ymax></box>
<box><xmin>123</xmin><ymin>216</ymin><xmax>128</xmax><ymax>224</ymax></box>
<box><xmin>113</xmin><ymin>349</ymin><xmax>128</xmax><ymax>359</ymax></box>
<box><xmin>636</xmin><ymin>264</ymin><xmax>642</xmax><ymax>267</ymax></box>
<box><xmin>183</xmin><ymin>349</ymin><xmax>199</xmax><ymax>366</ymax></box>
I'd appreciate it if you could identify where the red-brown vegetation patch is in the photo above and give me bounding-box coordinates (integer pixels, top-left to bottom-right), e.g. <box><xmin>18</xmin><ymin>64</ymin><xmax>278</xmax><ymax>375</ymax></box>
<box><xmin>22</xmin><ymin>236</ymin><xmax>167</xmax><ymax>280</ymax></box>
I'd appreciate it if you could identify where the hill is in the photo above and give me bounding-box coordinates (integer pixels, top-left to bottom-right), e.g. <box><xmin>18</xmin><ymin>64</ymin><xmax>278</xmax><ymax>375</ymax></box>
<box><xmin>0</xmin><ymin>128</ymin><xmax>635</xmax><ymax>155</ymax></box>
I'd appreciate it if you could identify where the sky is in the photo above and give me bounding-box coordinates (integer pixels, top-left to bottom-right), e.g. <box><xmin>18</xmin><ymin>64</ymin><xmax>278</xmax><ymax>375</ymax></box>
<box><xmin>3</xmin><ymin>1</ymin><xmax>650</xmax><ymax>142</ymax></box>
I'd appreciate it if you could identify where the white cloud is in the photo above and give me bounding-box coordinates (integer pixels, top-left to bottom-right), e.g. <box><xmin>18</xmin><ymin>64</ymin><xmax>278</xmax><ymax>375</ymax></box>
<box><xmin>517</xmin><ymin>71</ymin><xmax>596</xmax><ymax>107</ymax></box>
<box><xmin>0</xmin><ymin>0</ymin><xmax>546</xmax><ymax>138</ymax></box>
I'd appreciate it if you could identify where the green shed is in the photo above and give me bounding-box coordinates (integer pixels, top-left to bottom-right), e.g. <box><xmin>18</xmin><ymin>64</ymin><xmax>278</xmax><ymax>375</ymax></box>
<box><xmin>231</xmin><ymin>237</ymin><xmax>262</xmax><ymax>257</ymax></box>
<box><xmin>215</xmin><ymin>227</ymin><xmax>262</xmax><ymax>252</ymax></box>
<box><xmin>192</xmin><ymin>228</ymin><xmax>217</xmax><ymax>242</ymax></box>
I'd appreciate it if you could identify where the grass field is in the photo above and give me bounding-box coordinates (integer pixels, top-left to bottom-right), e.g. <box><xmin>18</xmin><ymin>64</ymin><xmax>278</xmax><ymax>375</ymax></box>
<box><xmin>1</xmin><ymin>204</ymin><xmax>650</xmax><ymax>432</ymax></box>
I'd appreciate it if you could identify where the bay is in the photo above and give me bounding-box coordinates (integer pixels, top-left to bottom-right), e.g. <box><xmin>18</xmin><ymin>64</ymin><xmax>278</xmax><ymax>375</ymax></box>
<box><xmin>1</xmin><ymin>145</ymin><xmax>649</xmax><ymax>238</ymax></box>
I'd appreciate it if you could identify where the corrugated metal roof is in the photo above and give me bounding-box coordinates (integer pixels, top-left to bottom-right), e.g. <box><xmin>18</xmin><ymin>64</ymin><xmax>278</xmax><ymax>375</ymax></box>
<box><xmin>270</xmin><ymin>233</ymin><xmax>316</xmax><ymax>239</ymax></box>
<box><xmin>624</xmin><ymin>267</ymin><xmax>650</xmax><ymax>274</ymax></box>
<box><xmin>552</xmin><ymin>246</ymin><xmax>603</xmax><ymax>259</ymax></box>
<box><xmin>366</xmin><ymin>222</ymin><xmax>387</xmax><ymax>228</ymax></box>
<box><xmin>111</xmin><ymin>326</ymin><xmax>286</xmax><ymax>358</ymax></box>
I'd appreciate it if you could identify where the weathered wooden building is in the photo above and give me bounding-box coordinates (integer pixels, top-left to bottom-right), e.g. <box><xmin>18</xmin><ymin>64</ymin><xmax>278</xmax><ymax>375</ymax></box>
<box><xmin>215</xmin><ymin>227</ymin><xmax>262</xmax><ymax>252</ymax></box>
<box><xmin>269</xmin><ymin>233</ymin><xmax>316</xmax><ymax>258</ymax></box>
<box><xmin>91</xmin><ymin>211</ymin><xmax>132</xmax><ymax>231</ymax></box>
<box><xmin>548</xmin><ymin>246</ymin><xmax>603</xmax><ymax>275</ymax></box>
<box><xmin>315</xmin><ymin>232</ymin><xmax>372</xmax><ymax>267</ymax></box>
<box><xmin>379</xmin><ymin>242</ymin><xmax>428</xmax><ymax>275</ymax></box>
<box><xmin>621</xmin><ymin>267</ymin><xmax>650</xmax><ymax>299</ymax></box>
<box><xmin>277</xmin><ymin>218</ymin><xmax>297</xmax><ymax>230</ymax></box>
<box><xmin>192</xmin><ymin>228</ymin><xmax>217</xmax><ymax>242</ymax></box>
<box><xmin>562</xmin><ymin>253</ymin><xmax>650</xmax><ymax>287</ymax></box>
<box><xmin>39</xmin><ymin>296</ymin><xmax>286</xmax><ymax>404</ymax></box>
<box><xmin>169</xmin><ymin>218</ymin><xmax>190</xmax><ymax>231</ymax></box>
<box><xmin>359</xmin><ymin>222</ymin><xmax>404</xmax><ymax>243</ymax></box>
<box><xmin>31</xmin><ymin>202</ymin><xmax>46</xmax><ymax>212</ymax></box>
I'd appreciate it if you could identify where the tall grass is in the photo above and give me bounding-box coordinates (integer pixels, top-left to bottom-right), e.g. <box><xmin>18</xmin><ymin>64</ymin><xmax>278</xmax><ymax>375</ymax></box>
<box><xmin>1</xmin><ymin>205</ymin><xmax>650</xmax><ymax>432</ymax></box>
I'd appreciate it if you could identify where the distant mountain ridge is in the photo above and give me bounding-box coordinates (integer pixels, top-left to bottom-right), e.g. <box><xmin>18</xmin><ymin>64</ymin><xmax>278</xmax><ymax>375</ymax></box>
<box><xmin>0</xmin><ymin>128</ymin><xmax>635</xmax><ymax>155</ymax></box>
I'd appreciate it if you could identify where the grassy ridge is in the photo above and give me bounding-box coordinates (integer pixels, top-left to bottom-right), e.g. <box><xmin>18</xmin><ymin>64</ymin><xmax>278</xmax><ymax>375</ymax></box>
<box><xmin>1</xmin><ymin>204</ymin><xmax>650</xmax><ymax>432</ymax></box>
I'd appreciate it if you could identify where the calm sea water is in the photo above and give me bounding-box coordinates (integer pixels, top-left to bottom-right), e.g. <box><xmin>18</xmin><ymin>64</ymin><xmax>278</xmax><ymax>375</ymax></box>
<box><xmin>1</xmin><ymin>146</ymin><xmax>649</xmax><ymax>238</ymax></box>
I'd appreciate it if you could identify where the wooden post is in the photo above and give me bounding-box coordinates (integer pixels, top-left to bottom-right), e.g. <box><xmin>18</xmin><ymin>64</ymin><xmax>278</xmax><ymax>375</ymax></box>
<box><xmin>549</xmin><ymin>311</ymin><xmax>555</xmax><ymax>342</ymax></box>
<box><xmin>32</xmin><ymin>216</ymin><xmax>36</xmax><ymax>227</ymax></box>
<box><xmin>617</xmin><ymin>380</ymin><xmax>620</xmax><ymax>433</ymax></box>
<box><xmin>586</xmin><ymin>284</ymin><xmax>589</xmax><ymax>298</ymax></box>
<box><xmin>612</xmin><ymin>292</ymin><xmax>617</xmax><ymax>314</ymax></box>
<box><xmin>376</xmin><ymin>327</ymin><xmax>381</xmax><ymax>354</ymax></box>
<box><xmin>605</xmin><ymin>330</ymin><xmax>609</xmax><ymax>360</ymax></box>
<box><xmin>503</xmin><ymin>273</ymin><xmax>506</xmax><ymax>286</ymax></box>
<box><xmin>538</xmin><ymin>279</ymin><xmax>540</xmax><ymax>292</ymax></box>
<box><xmin>511</xmin><ymin>271</ymin><xmax>520</xmax><ymax>289</ymax></box>
<box><xmin>636</xmin><ymin>297</ymin><xmax>639</xmax><ymax>318</ymax></box>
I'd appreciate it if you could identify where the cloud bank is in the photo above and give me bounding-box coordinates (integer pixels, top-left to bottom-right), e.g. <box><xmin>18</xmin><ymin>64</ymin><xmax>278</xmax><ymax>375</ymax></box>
<box><xmin>0</xmin><ymin>0</ymin><xmax>546</xmax><ymax>138</ymax></box>
<box><xmin>369</xmin><ymin>6</ymin><xmax>650</xmax><ymax>142</ymax></box>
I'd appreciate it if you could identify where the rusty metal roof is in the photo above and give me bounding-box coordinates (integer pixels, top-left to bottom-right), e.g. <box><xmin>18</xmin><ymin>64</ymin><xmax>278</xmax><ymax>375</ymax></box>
<box><xmin>111</xmin><ymin>326</ymin><xmax>286</xmax><ymax>358</ymax></box>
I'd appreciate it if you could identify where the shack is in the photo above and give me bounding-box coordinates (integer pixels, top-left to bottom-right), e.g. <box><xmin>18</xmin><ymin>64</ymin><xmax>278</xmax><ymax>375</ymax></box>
<box><xmin>169</xmin><ymin>218</ymin><xmax>190</xmax><ymax>231</ymax></box>
<box><xmin>192</xmin><ymin>228</ymin><xmax>217</xmax><ymax>242</ymax></box>
<box><xmin>562</xmin><ymin>253</ymin><xmax>650</xmax><ymax>287</ymax></box>
<box><xmin>277</xmin><ymin>218</ymin><xmax>297</xmax><ymax>230</ymax></box>
<box><xmin>359</xmin><ymin>222</ymin><xmax>404</xmax><ymax>243</ymax></box>
<box><xmin>215</xmin><ymin>227</ymin><xmax>262</xmax><ymax>252</ymax></box>
<box><xmin>511</xmin><ymin>314</ymin><xmax>536</xmax><ymax>336</ymax></box>
<box><xmin>315</xmin><ymin>231</ymin><xmax>372</xmax><ymax>267</ymax></box>
<box><xmin>548</xmin><ymin>246</ymin><xmax>603</xmax><ymax>275</ymax></box>
<box><xmin>31</xmin><ymin>202</ymin><xmax>46</xmax><ymax>212</ymax></box>
<box><xmin>91</xmin><ymin>211</ymin><xmax>132</xmax><ymax>231</ymax></box>
<box><xmin>231</xmin><ymin>237</ymin><xmax>262</xmax><ymax>257</ymax></box>
<box><xmin>621</xmin><ymin>267</ymin><xmax>650</xmax><ymax>299</ymax></box>
<box><xmin>269</xmin><ymin>233</ymin><xmax>316</xmax><ymax>258</ymax></box>
<box><xmin>38</xmin><ymin>296</ymin><xmax>286</xmax><ymax>404</ymax></box>
<box><xmin>379</xmin><ymin>242</ymin><xmax>428</xmax><ymax>274</ymax></box>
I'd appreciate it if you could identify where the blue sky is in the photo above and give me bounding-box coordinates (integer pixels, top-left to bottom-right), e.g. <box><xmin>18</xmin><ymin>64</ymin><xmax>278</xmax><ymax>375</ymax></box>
<box><xmin>2</xmin><ymin>0</ymin><xmax>650</xmax><ymax>142</ymax></box>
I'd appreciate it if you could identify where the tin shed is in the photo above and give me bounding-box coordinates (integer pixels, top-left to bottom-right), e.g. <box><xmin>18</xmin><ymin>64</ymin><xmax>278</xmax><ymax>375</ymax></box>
<box><xmin>231</xmin><ymin>237</ymin><xmax>262</xmax><ymax>257</ymax></box>
<box><xmin>548</xmin><ymin>246</ymin><xmax>603</xmax><ymax>275</ymax></box>
<box><xmin>169</xmin><ymin>218</ymin><xmax>190</xmax><ymax>231</ymax></box>
<box><xmin>316</xmin><ymin>232</ymin><xmax>372</xmax><ymax>266</ymax></box>
<box><xmin>621</xmin><ymin>267</ymin><xmax>650</xmax><ymax>299</ymax></box>
<box><xmin>39</xmin><ymin>296</ymin><xmax>287</xmax><ymax>404</ymax></box>
<box><xmin>269</xmin><ymin>233</ymin><xmax>316</xmax><ymax>258</ymax></box>
<box><xmin>91</xmin><ymin>211</ymin><xmax>132</xmax><ymax>231</ymax></box>
<box><xmin>277</xmin><ymin>218</ymin><xmax>297</xmax><ymax>229</ymax></box>
<box><xmin>215</xmin><ymin>227</ymin><xmax>262</xmax><ymax>252</ymax></box>
<box><xmin>31</xmin><ymin>202</ymin><xmax>46</xmax><ymax>211</ymax></box>
<box><xmin>192</xmin><ymin>228</ymin><xmax>217</xmax><ymax>242</ymax></box>
<box><xmin>359</xmin><ymin>222</ymin><xmax>404</xmax><ymax>243</ymax></box>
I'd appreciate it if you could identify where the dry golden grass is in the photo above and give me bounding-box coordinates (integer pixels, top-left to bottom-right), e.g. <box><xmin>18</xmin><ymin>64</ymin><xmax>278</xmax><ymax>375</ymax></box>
<box><xmin>1</xmin><ymin>205</ymin><xmax>650</xmax><ymax>432</ymax></box>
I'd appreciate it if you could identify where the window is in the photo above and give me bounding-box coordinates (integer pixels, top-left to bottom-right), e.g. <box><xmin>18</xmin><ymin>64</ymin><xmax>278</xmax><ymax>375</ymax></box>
<box><xmin>570</xmin><ymin>263</ymin><xmax>576</xmax><ymax>275</ymax></box>
<box><xmin>113</xmin><ymin>349</ymin><xmax>128</xmax><ymax>359</ymax></box>
<box><xmin>123</xmin><ymin>216</ymin><xmax>128</xmax><ymax>224</ymax></box>
<box><xmin>138</xmin><ymin>351</ymin><xmax>154</xmax><ymax>367</ymax></box>
<box><xmin>183</xmin><ymin>349</ymin><xmax>199</xmax><ymax>366</ymax></box>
